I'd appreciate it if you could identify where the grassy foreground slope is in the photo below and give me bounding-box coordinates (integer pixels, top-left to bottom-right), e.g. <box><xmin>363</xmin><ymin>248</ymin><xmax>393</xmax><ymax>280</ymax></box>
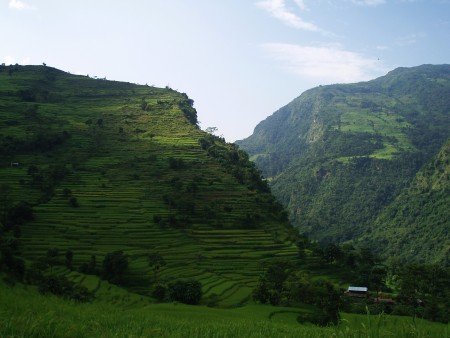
<box><xmin>237</xmin><ymin>65</ymin><xmax>450</xmax><ymax>262</ymax></box>
<box><xmin>364</xmin><ymin>140</ymin><xmax>450</xmax><ymax>264</ymax></box>
<box><xmin>1</xmin><ymin>280</ymin><xmax>448</xmax><ymax>338</ymax></box>
<box><xmin>0</xmin><ymin>65</ymin><xmax>297</xmax><ymax>304</ymax></box>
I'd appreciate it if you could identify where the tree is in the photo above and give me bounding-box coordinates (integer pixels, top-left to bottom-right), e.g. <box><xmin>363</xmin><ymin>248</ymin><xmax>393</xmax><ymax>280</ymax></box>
<box><xmin>253</xmin><ymin>277</ymin><xmax>270</xmax><ymax>304</ymax></box>
<box><xmin>101</xmin><ymin>251</ymin><xmax>128</xmax><ymax>285</ymax></box>
<box><xmin>140</xmin><ymin>98</ymin><xmax>148</xmax><ymax>111</ymax></box>
<box><xmin>65</xmin><ymin>249</ymin><xmax>73</xmax><ymax>270</ymax></box>
<box><xmin>79</xmin><ymin>254</ymin><xmax>97</xmax><ymax>275</ymax></box>
<box><xmin>152</xmin><ymin>284</ymin><xmax>167</xmax><ymax>302</ymax></box>
<box><xmin>0</xmin><ymin>184</ymin><xmax>12</xmax><ymax>225</ymax></box>
<box><xmin>27</xmin><ymin>165</ymin><xmax>39</xmax><ymax>175</ymax></box>
<box><xmin>323</xmin><ymin>243</ymin><xmax>343</xmax><ymax>264</ymax></box>
<box><xmin>205</xmin><ymin>126</ymin><xmax>218</xmax><ymax>135</ymax></box>
<box><xmin>8</xmin><ymin>256</ymin><xmax>26</xmax><ymax>281</ymax></box>
<box><xmin>7</xmin><ymin>202</ymin><xmax>34</xmax><ymax>227</ymax></box>
<box><xmin>148</xmin><ymin>252</ymin><xmax>166</xmax><ymax>271</ymax></box>
<box><xmin>62</xmin><ymin>188</ymin><xmax>72</xmax><ymax>198</ymax></box>
<box><xmin>296</xmin><ymin>235</ymin><xmax>310</xmax><ymax>259</ymax></box>
<box><xmin>68</xmin><ymin>196</ymin><xmax>79</xmax><ymax>207</ymax></box>
<box><xmin>46</xmin><ymin>248</ymin><xmax>60</xmax><ymax>269</ymax></box>
<box><xmin>167</xmin><ymin>279</ymin><xmax>202</xmax><ymax>305</ymax></box>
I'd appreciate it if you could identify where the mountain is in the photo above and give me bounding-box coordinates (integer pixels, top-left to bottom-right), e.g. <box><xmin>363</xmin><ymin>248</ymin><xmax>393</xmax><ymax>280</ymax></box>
<box><xmin>363</xmin><ymin>140</ymin><xmax>450</xmax><ymax>265</ymax></box>
<box><xmin>237</xmin><ymin>65</ymin><xmax>450</xmax><ymax>262</ymax></box>
<box><xmin>0</xmin><ymin>65</ymin><xmax>298</xmax><ymax>305</ymax></box>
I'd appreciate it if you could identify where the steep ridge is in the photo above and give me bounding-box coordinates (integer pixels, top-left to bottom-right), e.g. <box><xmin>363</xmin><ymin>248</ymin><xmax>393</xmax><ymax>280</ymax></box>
<box><xmin>0</xmin><ymin>65</ymin><xmax>297</xmax><ymax>304</ymax></box>
<box><xmin>237</xmin><ymin>65</ymin><xmax>450</xmax><ymax>260</ymax></box>
<box><xmin>363</xmin><ymin>140</ymin><xmax>449</xmax><ymax>265</ymax></box>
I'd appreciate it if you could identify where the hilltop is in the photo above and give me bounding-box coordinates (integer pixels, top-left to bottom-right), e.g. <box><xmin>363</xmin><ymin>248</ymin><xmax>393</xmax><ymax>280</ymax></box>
<box><xmin>237</xmin><ymin>64</ymin><xmax>450</xmax><ymax>264</ymax></box>
<box><xmin>0</xmin><ymin>64</ymin><xmax>298</xmax><ymax>305</ymax></box>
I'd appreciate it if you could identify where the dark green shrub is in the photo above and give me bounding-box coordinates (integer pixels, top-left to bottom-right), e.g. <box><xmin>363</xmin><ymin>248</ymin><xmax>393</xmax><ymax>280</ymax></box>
<box><xmin>65</xmin><ymin>249</ymin><xmax>73</xmax><ymax>270</ymax></box>
<box><xmin>38</xmin><ymin>274</ymin><xmax>93</xmax><ymax>302</ymax></box>
<box><xmin>68</xmin><ymin>196</ymin><xmax>79</xmax><ymax>207</ymax></box>
<box><xmin>62</xmin><ymin>188</ymin><xmax>72</xmax><ymax>198</ymax></box>
<box><xmin>168</xmin><ymin>157</ymin><xmax>186</xmax><ymax>170</ymax></box>
<box><xmin>206</xmin><ymin>293</ymin><xmax>220</xmax><ymax>307</ymax></box>
<box><xmin>167</xmin><ymin>279</ymin><xmax>202</xmax><ymax>305</ymax></box>
<box><xmin>152</xmin><ymin>284</ymin><xmax>167</xmax><ymax>302</ymax></box>
<box><xmin>101</xmin><ymin>251</ymin><xmax>128</xmax><ymax>285</ymax></box>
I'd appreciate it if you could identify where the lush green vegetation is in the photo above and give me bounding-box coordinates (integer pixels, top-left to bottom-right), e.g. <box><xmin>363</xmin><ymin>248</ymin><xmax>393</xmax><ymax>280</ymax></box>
<box><xmin>1</xmin><ymin>279</ymin><xmax>448</xmax><ymax>337</ymax></box>
<box><xmin>238</xmin><ymin>65</ymin><xmax>450</xmax><ymax>264</ymax></box>
<box><xmin>363</xmin><ymin>140</ymin><xmax>450</xmax><ymax>265</ymax></box>
<box><xmin>0</xmin><ymin>64</ymin><xmax>297</xmax><ymax>307</ymax></box>
<box><xmin>1</xmin><ymin>64</ymin><xmax>448</xmax><ymax>335</ymax></box>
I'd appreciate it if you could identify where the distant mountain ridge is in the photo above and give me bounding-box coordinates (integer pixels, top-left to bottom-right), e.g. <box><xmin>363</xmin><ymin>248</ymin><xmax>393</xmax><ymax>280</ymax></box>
<box><xmin>237</xmin><ymin>64</ymin><xmax>450</xmax><ymax>264</ymax></box>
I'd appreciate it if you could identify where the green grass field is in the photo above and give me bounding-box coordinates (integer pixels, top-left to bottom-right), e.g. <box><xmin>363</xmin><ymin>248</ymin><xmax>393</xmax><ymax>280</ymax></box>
<box><xmin>1</xmin><ymin>280</ymin><xmax>448</xmax><ymax>338</ymax></box>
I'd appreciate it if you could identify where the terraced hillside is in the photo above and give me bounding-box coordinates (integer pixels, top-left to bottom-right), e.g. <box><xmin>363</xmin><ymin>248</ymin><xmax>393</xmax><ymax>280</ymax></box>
<box><xmin>0</xmin><ymin>65</ymin><xmax>297</xmax><ymax>305</ymax></box>
<box><xmin>237</xmin><ymin>65</ymin><xmax>450</xmax><ymax>261</ymax></box>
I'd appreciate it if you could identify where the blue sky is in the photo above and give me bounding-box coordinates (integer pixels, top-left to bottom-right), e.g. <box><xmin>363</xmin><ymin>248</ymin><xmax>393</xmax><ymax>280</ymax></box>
<box><xmin>1</xmin><ymin>0</ymin><xmax>449</xmax><ymax>141</ymax></box>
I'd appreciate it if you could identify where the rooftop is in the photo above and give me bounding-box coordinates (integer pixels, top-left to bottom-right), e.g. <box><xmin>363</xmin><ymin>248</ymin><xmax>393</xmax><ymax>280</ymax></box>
<box><xmin>348</xmin><ymin>286</ymin><xmax>368</xmax><ymax>292</ymax></box>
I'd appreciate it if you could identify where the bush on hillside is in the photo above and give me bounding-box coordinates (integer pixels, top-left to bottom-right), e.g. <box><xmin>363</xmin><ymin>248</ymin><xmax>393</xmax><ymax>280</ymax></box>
<box><xmin>38</xmin><ymin>274</ymin><xmax>93</xmax><ymax>302</ymax></box>
<box><xmin>101</xmin><ymin>251</ymin><xmax>128</xmax><ymax>285</ymax></box>
<box><xmin>167</xmin><ymin>279</ymin><xmax>202</xmax><ymax>305</ymax></box>
<box><xmin>152</xmin><ymin>283</ymin><xmax>167</xmax><ymax>302</ymax></box>
<box><xmin>253</xmin><ymin>261</ymin><xmax>341</xmax><ymax>325</ymax></box>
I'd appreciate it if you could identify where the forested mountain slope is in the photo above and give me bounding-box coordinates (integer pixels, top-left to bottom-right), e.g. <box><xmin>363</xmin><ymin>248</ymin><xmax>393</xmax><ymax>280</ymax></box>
<box><xmin>237</xmin><ymin>65</ymin><xmax>450</xmax><ymax>262</ymax></box>
<box><xmin>0</xmin><ymin>65</ymin><xmax>297</xmax><ymax>305</ymax></box>
<box><xmin>363</xmin><ymin>140</ymin><xmax>449</xmax><ymax>265</ymax></box>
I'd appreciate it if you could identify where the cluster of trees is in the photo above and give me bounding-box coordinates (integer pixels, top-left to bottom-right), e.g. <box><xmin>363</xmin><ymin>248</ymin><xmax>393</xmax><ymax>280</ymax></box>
<box><xmin>0</xmin><ymin>131</ymin><xmax>70</xmax><ymax>157</ymax></box>
<box><xmin>0</xmin><ymin>63</ymin><xmax>20</xmax><ymax>76</ymax></box>
<box><xmin>168</xmin><ymin>157</ymin><xmax>186</xmax><ymax>170</ymax></box>
<box><xmin>152</xmin><ymin>279</ymin><xmax>202</xmax><ymax>305</ymax></box>
<box><xmin>77</xmin><ymin>251</ymin><xmax>129</xmax><ymax>286</ymax></box>
<box><xmin>0</xmin><ymin>238</ymin><xmax>93</xmax><ymax>302</ymax></box>
<box><xmin>393</xmin><ymin>264</ymin><xmax>449</xmax><ymax>323</ymax></box>
<box><xmin>146</xmin><ymin>251</ymin><xmax>201</xmax><ymax>305</ymax></box>
<box><xmin>25</xmin><ymin>164</ymin><xmax>71</xmax><ymax>203</ymax></box>
<box><xmin>178</xmin><ymin>96</ymin><xmax>198</xmax><ymax>126</ymax></box>
<box><xmin>252</xmin><ymin>261</ymin><xmax>341</xmax><ymax>326</ymax></box>
<box><xmin>37</xmin><ymin>274</ymin><xmax>93</xmax><ymax>302</ymax></box>
<box><xmin>0</xmin><ymin>238</ymin><xmax>26</xmax><ymax>282</ymax></box>
<box><xmin>101</xmin><ymin>251</ymin><xmax>129</xmax><ymax>285</ymax></box>
<box><xmin>308</xmin><ymin>240</ymin><xmax>449</xmax><ymax>323</ymax></box>
<box><xmin>199</xmin><ymin>134</ymin><xmax>270</xmax><ymax>192</ymax></box>
<box><xmin>197</xmin><ymin>133</ymin><xmax>289</xmax><ymax>228</ymax></box>
<box><xmin>307</xmin><ymin>242</ymin><xmax>387</xmax><ymax>291</ymax></box>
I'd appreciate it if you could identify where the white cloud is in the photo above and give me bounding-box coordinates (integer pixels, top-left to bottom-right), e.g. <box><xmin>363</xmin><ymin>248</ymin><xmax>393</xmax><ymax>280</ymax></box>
<box><xmin>351</xmin><ymin>0</ymin><xmax>386</xmax><ymax>5</ymax></box>
<box><xmin>293</xmin><ymin>0</ymin><xmax>308</xmax><ymax>10</ymax></box>
<box><xmin>8</xmin><ymin>0</ymin><xmax>36</xmax><ymax>10</ymax></box>
<box><xmin>256</xmin><ymin>0</ymin><xmax>320</xmax><ymax>32</ymax></box>
<box><xmin>262</xmin><ymin>43</ymin><xmax>387</xmax><ymax>84</ymax></box>
<box><xmin>376</xmin><ymin>45</ymin><xmax>389</xmax><ymax>50</ymax></box>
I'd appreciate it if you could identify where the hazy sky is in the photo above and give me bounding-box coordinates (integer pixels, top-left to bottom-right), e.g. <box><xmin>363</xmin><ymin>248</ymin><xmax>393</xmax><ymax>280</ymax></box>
<box><xmin>1</xmin><ymin>0</ymin><xmax>449</xmax><ymax>141</ymax></box>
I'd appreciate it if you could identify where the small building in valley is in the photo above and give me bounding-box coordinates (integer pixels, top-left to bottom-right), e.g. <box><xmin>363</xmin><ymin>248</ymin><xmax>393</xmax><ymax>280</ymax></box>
<box><xmin>345</xmin><ymin>286</ymin><xmax>368</xmax><ymax>298</ymax></box>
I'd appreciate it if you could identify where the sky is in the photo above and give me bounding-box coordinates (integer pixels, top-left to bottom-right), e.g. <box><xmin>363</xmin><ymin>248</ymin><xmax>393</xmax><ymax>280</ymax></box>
<box><xmin>1</xmin><ymin>0</ymin><xmax>449</xmax><ymax>141</ymax></box>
